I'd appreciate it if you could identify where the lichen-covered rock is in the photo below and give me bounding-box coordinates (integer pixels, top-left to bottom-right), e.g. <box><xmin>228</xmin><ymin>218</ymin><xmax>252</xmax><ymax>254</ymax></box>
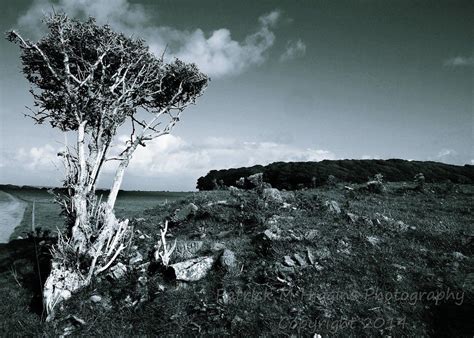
<box><xmin>220</xmin><ymin>249</ymin><xmax>237</xmax><ymax>270</ymax></box>
<box><xmin>174</xmin><ymin>240</ymin><xmax>204</xmax><ymax>260</ymax></box>
<box><xmin>170</xmin><ymin>256</ymin><xmax>216</xmax><ymax>282</ymax></box>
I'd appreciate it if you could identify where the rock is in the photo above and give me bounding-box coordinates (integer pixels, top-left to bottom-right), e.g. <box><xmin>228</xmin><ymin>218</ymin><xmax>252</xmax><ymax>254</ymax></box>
<box><xmin>452</xmin><ymin>252</ymin><xmax>467</xmax><ymax>260</ymax></box>
<box><xmin>276</xmin><ymin>262</ymin><xmax>295</xmax><ymax>274</ymax></box>
<box><xmin>367</xmin><ymin>180</ymin><xmax>385</xmax><ymax>193</ymax></box>
<box><xmin>170</xmin><ymin>256</ymin><xmax>216</xmax><ymax>282</ymax></box>
<box><xmin>284</xmin><ymin>255</ymin><xmax>296</xmax><ymax>267</ymax></box>
<box><xmin>304</xmin><ymin>229</ymin><xmax>320</xmax><ymax>240</ymax></box>
<box><xmin>324</xmin><ymin>200</ymin><xmax>341</xmax><ymax>214</ymax></box>
<box><xmin>135</xmin><ymin>218</ymin><xmax>145</xmax><ymax>222</ymax></box>
<box><xmin>172</xmin><ymin>203</ymin><xmax>198</xmax><ymax>223</ymax></box>
<box><xmin>263</xmin><ymin>229</ymin><xmax>280</xmax><ymax>241</ymax></box>
<box><xmin>174</xmin><ymin>240</ymin><xmax>204</xmax><ymax>260</ymax></box>
<box><xmin>247</xmin><ymin>173</ymin><xmax>264</xmax><ymax>189</ymax></box>
<box><xmin>262</xmin><ymin>188</ymin><xmax>283</xmax><ymax>203</ymax></box>
<box><xmin>366</xmin><ymin>236</ymin><xmax>381</xmax><ymax>246</ymax></box>
<box><xmin>293</xmin><ymin>253</ymin><xmax>307</xmax><ymax>266</ymax></box>
<box><xmin>220</xmin><ymin>249</ymin><xmax>237</xmax><ymax>270</ymax></box>
<box><xmin>90</xmin><ymin>295</ymin><xmax>102</xmax><ymax>303</ymax></box>
<box><xmin>109</xmin><ymin>262</ymin><xmax>127</xmax><ymax>279</ymax></box>
<box><xmin>346</xmin><ymin>212</ymin><xmax>360</xmax><ymax>224</ymax></box>
<box><xmin>129</xmin><ymin>251</ymin><xmax>143</xmax><ymax>265</ymax></box>
<box><xmin>306</xmin><ymin>247</ymin><xmax>315</xmax><ymax>265</ymax></box>
<box><xmin>210</xmin><ymin>242</ymin><xmax>226</xmax><ymax>252</ymax></box>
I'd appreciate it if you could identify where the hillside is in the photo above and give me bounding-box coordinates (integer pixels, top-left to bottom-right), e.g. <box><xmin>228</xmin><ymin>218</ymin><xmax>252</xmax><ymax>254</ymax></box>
<box><xmin>0</xmin><ymin>182</ymin><xmax>472</xmax><ymax>336</ymax></box>
<box><xmin>196</xmin><ymin>159</ymin><xmax>474</xmax><ymax>190</ymax></box>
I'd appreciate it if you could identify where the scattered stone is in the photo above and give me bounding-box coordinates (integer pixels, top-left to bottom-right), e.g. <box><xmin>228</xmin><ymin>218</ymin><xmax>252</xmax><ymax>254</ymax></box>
<box><xmin>220</xmin><ymin>249</ymin><xmax>237</xmax><ymax>270</ymax></box>
<box><xmin>346</xmin><ymin>212</ymin><xmax>360</xmax><ymax>224</ymax></box>
<box><xmin>90</xmin><ymin>295</ymin><xmax>102</xmax><ymax>303</ymax></box>
<box><xmin>129</xmin><ymin>251</ymin><xmax>143</xmax><ymax>265</ymax></box>
<box><xmin>172</xmin><ymin>203</ymin><xmax>199</xmax><ymax>223</ymax></box>
<box><xmin>284</xmin><ymin>255</ymin><xmax>296</xmax><ymax>267</ymax></box>
<box><xmin>324</xmin><ymin>200</ymin><xmax>341</xmax><ymax>214</ymax></box>
<box><xmin>306</xmin><ymin>247</ymin><xmax>315</xmax><ymax>265</ymax></box>
<box><xmin>174</xmin><ymin>240</ymin><xmax>204</xmax><ymax>260</ymax></box>
<box><xmin>109</xmin><ymin>262</ymin><xmax>127</xmax><ymax>280</ymax></box>
<box><xmin>262</xmin><ymin>188</ymin><xmax>283</xmax><ymax>203</ymax></box>
<box><xmin>206</xmin><ymin>200</ymin><xmax>228</xmax><ymax>207</ymax></box>
<box><xmin>452</xmin><ymin>252</ymin><xmax>467</xmax><ymax>260</ymax></box>
<box><xmin>304</xmin><ymin>229</ymin><xmax>320</xmax><ymax>241</ymax></box>
<box><xmin>170</xmin><ymin>256</ymin><xmax>216</xmax><ymax>282</ymax></box>
<box><xmin>263</xmin><ymin>229</ymin><xmax>281</xmax><ymax>241</ymax></box>
<box><xmin>276</xmin><ymin>262</ymin><xmax>295</xmax><ymax>274</ymax></box>
<box><xmin>66</xmin><ymin>315</ymin><xmax>86</xmax><ymax>326</ymax></box>
<box><xmin>293</xmin><ymin>253</ymin><xmax>307</xmax><ymax>266</ymax></box>
<box><xmin>367</xmin><ymin>236</ymin><xmax>381</xmax><ymax>246</ymax></box>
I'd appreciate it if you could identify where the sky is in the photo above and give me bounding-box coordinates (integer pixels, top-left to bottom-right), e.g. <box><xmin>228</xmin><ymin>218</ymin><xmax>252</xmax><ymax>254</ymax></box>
<box><xmin>0</xmin><ymin>0</ymin><xmax>472</xmax><ymax>191</ymax></box>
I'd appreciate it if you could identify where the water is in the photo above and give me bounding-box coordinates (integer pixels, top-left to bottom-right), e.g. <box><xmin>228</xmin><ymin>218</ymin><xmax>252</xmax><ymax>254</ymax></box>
<box><xmin>0</xmin><ymin>191</ymin><xmax>27</xmax><ymax>243</ymax></box>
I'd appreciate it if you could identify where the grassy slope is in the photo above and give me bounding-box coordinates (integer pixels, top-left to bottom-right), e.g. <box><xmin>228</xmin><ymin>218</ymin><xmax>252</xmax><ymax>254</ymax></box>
<box><xmin>0</xmin><ymin>183</ymin><xmax>472</xmax><ymax>336</ymax></box>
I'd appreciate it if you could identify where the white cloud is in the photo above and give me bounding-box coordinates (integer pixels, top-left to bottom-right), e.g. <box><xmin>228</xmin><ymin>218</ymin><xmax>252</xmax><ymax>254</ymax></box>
<box><xmin>444</xmin><ymin>56</ymin><xmax>474</xmax><ymax>67</ymax></box>
<box><xmin>15</xmin><ymin>144</ymin><xmax>61</xmax><ymax>170</ymax></box>
<box><xmin>4</xmin><ymin>136</ymin><xmax>335</xmax><ymax>181</ymax></box>
<box><xmin>280</xmin><ymin>39</ymin><xmax>306</xmax><ymax>62</ymax></box>
<box><xmin>16</xmin><ymin>0</ymin><xmax>285</xmax><ymax>78</ymax></box>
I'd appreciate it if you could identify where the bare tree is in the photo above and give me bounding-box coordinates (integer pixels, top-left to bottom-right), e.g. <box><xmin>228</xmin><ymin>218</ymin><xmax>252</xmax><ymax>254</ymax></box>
<box><xmin>7</xmin><ymin>13</ymin><xmax>209</xmax><ymax>319</ymax></box>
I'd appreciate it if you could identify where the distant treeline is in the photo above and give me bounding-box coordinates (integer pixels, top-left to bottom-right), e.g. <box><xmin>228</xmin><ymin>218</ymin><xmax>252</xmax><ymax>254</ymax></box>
<box><xmin>196</xmin><ymin>159</ymin><xmax>474</xmax><ymax>190</ymax></box>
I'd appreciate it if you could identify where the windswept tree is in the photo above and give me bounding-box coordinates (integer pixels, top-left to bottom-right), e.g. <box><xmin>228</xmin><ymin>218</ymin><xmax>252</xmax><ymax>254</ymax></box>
<box><xmin>7</xmin><ymin>13</ymin><xmax>208</xmax><ymax>319</ymax></box>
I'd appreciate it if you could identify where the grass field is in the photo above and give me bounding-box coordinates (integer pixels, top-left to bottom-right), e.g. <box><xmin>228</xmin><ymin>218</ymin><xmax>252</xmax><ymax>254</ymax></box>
<box><xmin>2</xmin><ymin>188</ymin><xmax>190</xmax><ymax>240</ymax></box>
<box><xmin>0</xmin><ymin>182</ymin><xmax>472</xmax><ymax>336</ymax></box>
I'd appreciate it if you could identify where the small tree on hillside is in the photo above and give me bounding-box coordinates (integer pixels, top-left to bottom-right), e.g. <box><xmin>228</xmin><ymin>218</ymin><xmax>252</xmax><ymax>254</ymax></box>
<box><xmin>7</xmin><ymin>13</ymin><xmax>208</xmax><ymax>319</ymax></box>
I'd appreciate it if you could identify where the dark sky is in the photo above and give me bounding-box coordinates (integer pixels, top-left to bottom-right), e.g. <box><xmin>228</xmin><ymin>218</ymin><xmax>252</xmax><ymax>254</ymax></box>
<box><xmin>0</xmin><ymin>0</ymin><xmax>472</xmax><ymax>190</ymax></box>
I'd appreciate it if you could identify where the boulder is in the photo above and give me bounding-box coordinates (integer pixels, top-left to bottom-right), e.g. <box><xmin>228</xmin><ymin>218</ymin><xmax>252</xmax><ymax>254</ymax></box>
<box><xmin>262</xmin><ymin>188</ymin><xmax>283</xmax><ymax>203</ymax></box>
<box><xmin>170</xmin><ymin>256</ymin><xmax>216</xmax><ymax>282</ymax></box>
<box><xmin>174</xmin><ymin>240</ymin><xmax>204</xmax><ymax>260</ymax></box>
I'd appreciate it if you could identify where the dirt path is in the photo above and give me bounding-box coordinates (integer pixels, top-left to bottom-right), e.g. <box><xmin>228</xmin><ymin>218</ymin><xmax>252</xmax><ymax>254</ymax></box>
<box><xmin>0</xmin><ymin>190</ymin><xmax>27</xmax><ymax>243</ymax></box>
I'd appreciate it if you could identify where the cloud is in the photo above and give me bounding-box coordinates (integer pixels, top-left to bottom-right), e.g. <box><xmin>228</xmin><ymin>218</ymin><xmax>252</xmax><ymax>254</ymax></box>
<box><xmin>444</xmin><ymin>56</ymin><xmax>474</xmax><ymax>67</ymax></box>
<box><xmin>16</xmin><ymin>0</ymin><xmax>285</xmax><ymax>78</ymax></box>
<box><xmin>13</xmin><ymin>144</ymin><xmax>62</xmax><ymax>171</ymax></box>
<box><xmin>120</xmin><ymin>135</ymin><xmax>335</xmax><ymax>177</ymax></box>
<box><xmin>280</xmin><ymin>39</ymin><xmax>306</xmax><ymax>62</ymax></box>
<box><xmin>1</xmin><ymin>135</ymin><xmax>334</xmax><ymax>189</ymax></box>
